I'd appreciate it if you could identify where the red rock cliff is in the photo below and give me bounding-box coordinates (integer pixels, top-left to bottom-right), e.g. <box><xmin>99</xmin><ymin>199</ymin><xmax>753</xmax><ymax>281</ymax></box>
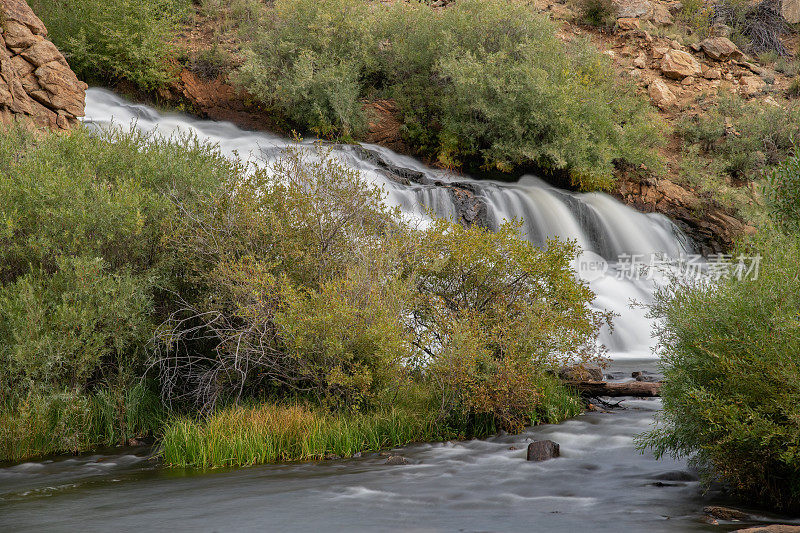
<box><xmin>0</xmin><ymin>0</ymin><xmax>87</xmax><ymax>129</ymax></box>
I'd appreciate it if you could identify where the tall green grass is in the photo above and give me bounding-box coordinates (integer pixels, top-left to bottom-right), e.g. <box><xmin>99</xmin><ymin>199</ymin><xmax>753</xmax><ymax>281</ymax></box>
<box><xmin>162</xmin><ymin>375</ymin><xmax>582</xmax><ymax>468</ymax></box>
<box><xmin>161</xmin><ymin>403</ymin><xmax>450</xmax><ymax>467</ymax></box>
<box><xmin>0</xmin><ymin>383</ymin><xmax>164</xmax><ymax>463</ymax></box>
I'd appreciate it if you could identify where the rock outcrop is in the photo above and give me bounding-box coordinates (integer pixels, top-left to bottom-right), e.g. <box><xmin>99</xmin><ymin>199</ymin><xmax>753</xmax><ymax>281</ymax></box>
<box><xmin>700</xmin><ymin>37</ymin><xmax>744</xmax><ymax>61</ymax></box>
<box><xmin>615</xmin><ymin>174</ymin><xmax>756</xmax><ymax>254</ymax></box>
<box><xmin>0</xmin><ymin>0</ymin><xmax>86</xmax><ymax>130</ymax></box>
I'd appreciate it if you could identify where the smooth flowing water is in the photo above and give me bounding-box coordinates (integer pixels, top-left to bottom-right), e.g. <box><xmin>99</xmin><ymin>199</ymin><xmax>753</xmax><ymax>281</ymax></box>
<box><xmin>0</xmin><ymin>89</ymin><xmax>775</xmax><ymax>532</ymax></box>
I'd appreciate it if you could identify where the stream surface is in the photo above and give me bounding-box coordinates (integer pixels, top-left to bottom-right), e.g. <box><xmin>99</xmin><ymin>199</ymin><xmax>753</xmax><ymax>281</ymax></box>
<box><xmin>0</xmin><ymin>90</ymin><xmax>783</xmax><ymax>532</ymax></box>
<box><xmin>0</xmin><ymin>362</ymin><xmax>762</xmax><ymax>533</ymax></box>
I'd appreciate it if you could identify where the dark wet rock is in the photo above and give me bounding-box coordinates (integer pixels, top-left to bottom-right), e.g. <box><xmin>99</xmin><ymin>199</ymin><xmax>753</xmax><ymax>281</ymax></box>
<box><xmin>526</xmin><ymin>440</ymin><xmax>560</xmax><ymax>462</ymax></box>
<box><xmin>654</xmin><ymin>470</ymin><xmax>698</xmax><ymax>482</ymax></box>
<box><xmin>508</xmin><ymin>446</ymin><xmax>519</xmax><ymax>451</ymax></box>
<box><xmin>704</xmin><ymin>505</ymin><xmax>751</xmax><ymax>521</ymax></box>
<box><xmin>385</xmin><ymin>455</ymin><xmax>408</xmax><ymax>465</ymax></box>
<box><xmin>127</xmin><ymin>437</ymin><xmax>147</xmax><ymax>447</ymax></box>
<box><xmin>324</xmin><ymin>454</ymin><xmax>342</xmax><ymax>460</ymax></box>
<box><xmin>632</xmin><ymin>371</ymin><xmax>658</xmax><ymax>382</ymax></box>
<box><xmin>352</xmin><ymin>452</ymin><xmax>362</xmax><ymax>458</ymax></box>
<box><xmin>448</xmin><ymin>183</ymin><xmax>489</xmax><ymax>228</ymax></box>
<box><xmin>348</xmin><ymin>144</ymin><xmax>433</xmax><ymax>186</ymax></box>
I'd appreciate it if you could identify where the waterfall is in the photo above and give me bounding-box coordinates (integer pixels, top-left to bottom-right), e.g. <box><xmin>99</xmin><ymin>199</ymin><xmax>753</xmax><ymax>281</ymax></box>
<box><xmin>83</xmin><ymin>88</ymin><xmax>693</xmax><ymax>359</ymax></box>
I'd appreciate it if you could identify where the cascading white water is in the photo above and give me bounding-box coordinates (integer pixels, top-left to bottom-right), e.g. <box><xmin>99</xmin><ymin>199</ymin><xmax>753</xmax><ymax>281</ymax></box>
<box><xmin>83</xmin><ymin>88</ymin><xmax>693</xmax><ymax>359</ymax></box>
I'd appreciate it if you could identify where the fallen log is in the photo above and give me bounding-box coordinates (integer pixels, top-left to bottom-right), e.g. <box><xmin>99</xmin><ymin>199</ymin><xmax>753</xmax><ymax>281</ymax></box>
<box><xmin>567</xmin><ymin>380</ymin><xmax>662</xmax><ymax>397</ymax></box>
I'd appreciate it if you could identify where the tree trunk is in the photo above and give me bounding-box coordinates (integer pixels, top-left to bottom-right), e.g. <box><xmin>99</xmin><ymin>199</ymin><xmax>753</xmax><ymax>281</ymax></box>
<box><xmin>568</xmin><ymin>380</ymin><xmax>662</xmax><ymax>397</ymax></box>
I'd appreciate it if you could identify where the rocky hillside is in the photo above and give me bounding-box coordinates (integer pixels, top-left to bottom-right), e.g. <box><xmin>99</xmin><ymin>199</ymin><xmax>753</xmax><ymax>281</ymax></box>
<box><xmin>0</xmin><ymin>0</ymin><xmax>86</xmax><ymax>130</ymax></box>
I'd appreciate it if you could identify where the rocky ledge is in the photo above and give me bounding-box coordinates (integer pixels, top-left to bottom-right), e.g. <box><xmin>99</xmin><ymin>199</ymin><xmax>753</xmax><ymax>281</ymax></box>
<box><xmin>0</xmin><ymin>0</ymin><xmax>87</xmax><ymax>130</ymax></box>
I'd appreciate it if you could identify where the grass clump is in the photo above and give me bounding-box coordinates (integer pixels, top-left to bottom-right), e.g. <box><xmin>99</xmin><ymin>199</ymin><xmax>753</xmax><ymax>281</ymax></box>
<box><xmin>163</xmin><ymin>373</ymin><xmax>582</xmax><ymax>468</ymax></box>
<box><xmin>1</xmin><ymin>383</ymin><xmax>164</xmax><ymax>462</ymax></box>
<box><xmin>577</xmin><ymin>0</ymin><xmax>618</xmax><ymax>28</ymax></box>
<box><xmin>29</xmin><ymin>0</ymin><xmax>191</xmax><ymax>91</ymax></box>
<box><xmin>235</xmin><ymin>0</ymin><xmax>663</xmax><ymax>190</ymax></box>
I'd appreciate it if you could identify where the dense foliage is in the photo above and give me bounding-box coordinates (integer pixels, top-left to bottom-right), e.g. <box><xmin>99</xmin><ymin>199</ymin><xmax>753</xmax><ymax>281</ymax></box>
<box><xmin>640</xmin><ymin>150</ymin><xmax>800</xmax><ymax>512</ymax></box>
<box><xmin>235</xmin><ymin>0</ymin><xmax>663</xmax><ymax>190</ymax></box>
<box><xmin>29</xmin><ymin>0</ymin><xmax>190</xmax><ymax>91</ymax></box>
<box><xmin>0</xmin><ymin>126</ymin><xmax>237</xmax><ymax>455</ymax></box>
<box><xmin>156</xmin><ymin>146</ymin><xmax>607</xmax><ymax>430</ymax></box>
<box><xmin>0</xmin><ymin>127</ymin><xmax>604</xmax><ymax>462</ymax></box>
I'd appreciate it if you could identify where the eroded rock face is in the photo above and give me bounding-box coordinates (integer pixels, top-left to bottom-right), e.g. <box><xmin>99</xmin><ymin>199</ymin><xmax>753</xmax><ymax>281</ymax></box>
<box><xmin>615</xmin><ymin>174</ymin><xmax>755</xmax><ymax>255</ymax></box>
<box><xmin>648</xmin><ymin>78</ymin><xmax>676</xmax><ymax>109</ymax></box>
<box><xmin>0</xmin><ymin>0</ymin><xmax>86</xmax><ymax>130</ymax></box>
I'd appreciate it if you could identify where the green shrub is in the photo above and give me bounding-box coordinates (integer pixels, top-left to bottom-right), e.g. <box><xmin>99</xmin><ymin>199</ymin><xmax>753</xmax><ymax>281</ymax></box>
<box><xmin>0</xmin><ymin>125</ymin><xmax>235</xmax><ymax>402</ymax></box>
<box><xmin>29</xmin><ymin>0</ymin><xmax>191</xmax><ymax>91</ymax></box>
<box><xmin>578</xmin><ymin>0</ymin><xmax>618</xmax><ymax>28</ymax></box>
<box><xmin>679</xmin><ymin>0</ymin><xmax>714</xmax><ymax>39</ymax></box>
<box><xmin>156</xmin><ymin>145</ymin><xmax>607</xmax><ymax>429</ymax></box>
<box><xmin>235</xmin><ymin>0</ymin><xmax>664</xmax><ymax>190</ymax></box>
<box><xmin>787</xmin><ymin>77</ymin><xmax>800</xmax><ymax>98</ymax></box>
<box><xmin>235</xmin><ymin>0</ymin><xmax>378</xmax><ymax>138</ymax></box>
<box><xmin>639</xmin><ymin>229</ymin><xmax>800</xmax><ymax>512</ymax></box>
<box><xmin>0</xmin><ymin>257</ymin><xmax>151</xmax><ymax>394</ymax></box>
<box><xmin>776</xmin><ymin>58</ymin><xmax>800</xmax><ymax>77</ymax></box>
<box><xmin>413</xmin><ymin>219</ymin><xmax>610</xmax><ymax>431</ymax></box>
<box><xmin>767</xmin><ymin>148</ymin><xmax>800</xmax><ymax>233</ymax></box>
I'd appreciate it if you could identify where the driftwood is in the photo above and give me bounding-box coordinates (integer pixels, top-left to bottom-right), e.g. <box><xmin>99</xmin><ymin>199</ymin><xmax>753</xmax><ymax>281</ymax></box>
<box><xmin>567</xmin><ymin>380</ymin><xmax>662</xmax><ymax>397</ymax></box>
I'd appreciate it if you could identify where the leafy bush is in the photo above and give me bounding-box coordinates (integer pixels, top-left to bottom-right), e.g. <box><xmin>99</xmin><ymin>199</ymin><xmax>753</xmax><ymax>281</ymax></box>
<box><xmin>155</xmin><ymin>146</ymin><xmax>606</xmax><ymax>430</ymax></box>
<box><xmin>0</xmin><ymin>257</ymin><xmax>151</xmax><ymax>394</ymax></box>
<box><xmin>639</xmin><ymin>229</ymin><xmax>800</xmax><ymax>512</ymax></box>
<box><xmin>578</xmin><ymin>0</ymin><xmax>618</xmax><ymax>28</ymax></box>
<box><xmin>235</xmin><ymin>0</ymin><xmax>377</xmax><ymax>138</ymax></box>
<box><xmin>0</xmin><ymin>125</ymin><xmax>234</xmax><ymax>402</ymax></box>
<box><xmin>767</xmin><ymin>148</ymin><xmax>800</xmax><ymax>233</ymax></box>
<box><xmin>156</xmin><ymin>146</ymin><xmax>409</xmax><ymax>410</ymax></box>
<box><xmin>235</xmin><ymin>0</ymin><xmax>663</xmax><ymax>190</ymax></box>
<box><xmin>679</xmin><ymin>0</ymin><xmax>714</xmax><ymax>39</ymax></box>
<box><xmin>29</xmin><ymin>0</ymin><xmax>191</xmax><ymax>91</ymax></box>
<box><xmin>413</xmin><ymin>220</ymin><xmax>610</xmax><ymax>431</ymax></box>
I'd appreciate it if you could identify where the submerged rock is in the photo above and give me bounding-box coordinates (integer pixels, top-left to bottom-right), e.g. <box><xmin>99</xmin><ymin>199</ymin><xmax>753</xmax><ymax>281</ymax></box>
<box><xmin>526</xmin><ymin>440</ymin><xmax>560</xmax><ymax>462</ymax></box>
<box><xmin>704</xmin><ymin>505</ymin><xmax>752</xmax><ymax>521</ymax></box>
<box><xmin>385</xmin><ymin>455</ymin><xmax>408</xmax><ymax>465</ymax></box>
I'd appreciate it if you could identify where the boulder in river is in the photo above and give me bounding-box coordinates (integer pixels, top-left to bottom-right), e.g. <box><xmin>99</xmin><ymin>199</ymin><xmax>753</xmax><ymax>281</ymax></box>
<box><xmin>526</xmin><ymin>440</ymin><xmax>560</xmax><ymax>462</ymax></box>
<box><xmin>385</xmin><ymin>455</ymin><xmax>408</xmax><ymax>465</ymax></box>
